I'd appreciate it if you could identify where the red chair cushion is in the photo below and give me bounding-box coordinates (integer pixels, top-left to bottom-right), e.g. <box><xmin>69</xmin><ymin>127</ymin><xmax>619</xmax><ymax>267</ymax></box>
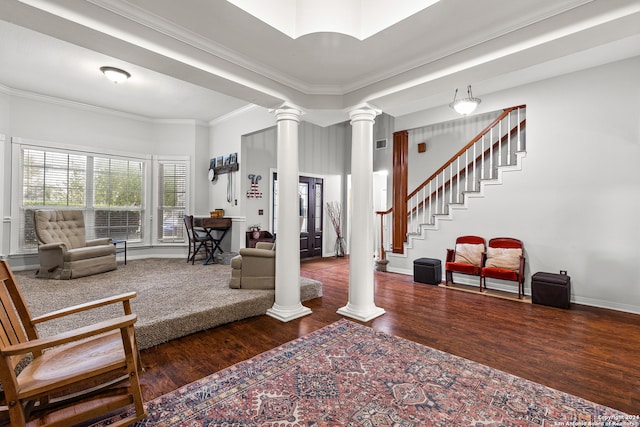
<box><xmin>482</xmin><ymin>267</ymin><xmax>518</xmax><ymax>281</ymax></box>
<box><xmin>446</xmin><ymin>262</ymin><xmax>481</xmax><ymax>275</ymax></box>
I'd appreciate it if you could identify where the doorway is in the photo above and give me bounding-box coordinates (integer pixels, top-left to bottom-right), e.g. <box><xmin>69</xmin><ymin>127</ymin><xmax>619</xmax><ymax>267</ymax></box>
<box><xmin>299</xmin><ymin>176</ymin><xmax>323</xmax><ymax>259</ymax></box>
<box><xmin>272</xmin><ymin>173</ymin><xmax>324</xmax><ymax>259</ymax></box>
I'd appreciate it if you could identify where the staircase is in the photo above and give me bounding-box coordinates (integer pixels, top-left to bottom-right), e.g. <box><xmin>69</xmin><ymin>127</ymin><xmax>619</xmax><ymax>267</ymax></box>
<box><xmin>377</xmin><ymin>105</ymin><xmax>527</xmax><ymax>259</ymax></box>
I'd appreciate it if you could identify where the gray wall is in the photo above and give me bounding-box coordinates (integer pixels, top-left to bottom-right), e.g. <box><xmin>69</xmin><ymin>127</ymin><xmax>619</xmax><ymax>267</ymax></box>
<box><xmin>0</xmin><ymin>93</ymin><xmax>210</xmax><ymax>263</ymax></box>
<box><xmin>387</xmin><ymin>56</ymin><xmax>640</xmax><ymax>314</ymax></box>
<box><xmin>240</xmin><ymin>121</ymin><xmax>351</xmax><ymax>255</ymax></box>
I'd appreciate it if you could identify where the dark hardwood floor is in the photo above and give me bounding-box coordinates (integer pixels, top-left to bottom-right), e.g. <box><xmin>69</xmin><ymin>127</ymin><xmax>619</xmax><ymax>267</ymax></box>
<box><xmin>140</xmin><ymin>256</ymin><xmax>639</xmax><ymax>414</ymax></box>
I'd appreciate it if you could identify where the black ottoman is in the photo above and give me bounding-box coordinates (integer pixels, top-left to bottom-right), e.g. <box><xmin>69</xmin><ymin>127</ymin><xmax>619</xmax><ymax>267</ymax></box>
<box><xmin>413</xmin><ymin>258</ymin><xmax>442</xmax><ymax>285</ymax></box>
<box><xmin>531</xmin><ymin>272</ymin><xmax>571</xmax><ymax>308</ymax></box>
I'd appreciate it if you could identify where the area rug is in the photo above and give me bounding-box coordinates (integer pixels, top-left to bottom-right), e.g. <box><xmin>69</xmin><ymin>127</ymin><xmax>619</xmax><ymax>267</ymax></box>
<box><xmin>94</xmin><ymin>319</ymin><xmax>632</xmax><ymax>426</ymax></box>
<box><xmin>14</xmin><ymin>258</ymin><xmax>322</xmax><ymax>350</ymax></box>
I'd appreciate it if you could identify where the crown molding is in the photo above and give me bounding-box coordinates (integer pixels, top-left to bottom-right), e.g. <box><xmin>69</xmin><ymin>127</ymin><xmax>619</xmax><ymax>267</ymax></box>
<box><xmin>152</xmin><ymin>118</ymin><xmax>209</xmax><ymax>127</ymax></box>
<box><xmin>2</xmin><ymin>84</ymin><xmax>218</xmax><ymax>125</ymax></box>
<box><xmin>208</xmin><ymin>104</ymin><xmax>264</xmax><ymax>127</ymax></box>
<box><xmin>5</xmin><ymin>84</ymin><xmax>154</xmax><ymax>122</ymax></box>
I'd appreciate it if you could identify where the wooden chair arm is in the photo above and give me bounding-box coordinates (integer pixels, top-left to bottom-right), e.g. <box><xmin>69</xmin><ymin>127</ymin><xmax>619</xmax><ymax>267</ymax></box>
<box><xmin>518</xmin><ymin>256</ymin><xmax>526</xmax><ymax>276</ymax></box>
<box><xmin>445</xmin><ymin>249</ymin><xmax>455</xmax><ymax>262</ymax></box>
<box><xmin>31</xmin><ymin>292</ymin><xmax>137</xmax><ymax>324</ymax></box>
<box><xmin>1</xmin><ymin>314</ymin><xmax>137</xmax><ymax>357</ymax></box>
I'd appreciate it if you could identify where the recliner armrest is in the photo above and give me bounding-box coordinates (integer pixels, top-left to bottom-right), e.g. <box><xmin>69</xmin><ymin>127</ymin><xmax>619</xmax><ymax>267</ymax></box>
<box><xmin>239</xmin><ymin>248</ymin><xmax>275</xmax><ymax>258</ymax></box>
<box><xmin>86</xmin><ymin>237</ymin><xmax>113</xmax><ymax>246</ymax></box>
<box><xmin>38</xmin><ymin>242</ymin><xmax>68</xmax><ymax>252</ymax></box>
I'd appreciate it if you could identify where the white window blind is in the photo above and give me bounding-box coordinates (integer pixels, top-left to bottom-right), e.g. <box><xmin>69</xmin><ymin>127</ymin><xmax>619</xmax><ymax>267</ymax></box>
<box><xmin>93</xmin><ymin>157</ymin><xmax>144</xmax><ymax>242</ymax></box>
<box><xmin>20</xmin><ymin>147</ymin><xmax>145</xmax><ymax>250</ymax></box>
<box><xmin>157</xmin><ymin>161</ymin><xmax>187</xmax><ymax>242</ymax></box>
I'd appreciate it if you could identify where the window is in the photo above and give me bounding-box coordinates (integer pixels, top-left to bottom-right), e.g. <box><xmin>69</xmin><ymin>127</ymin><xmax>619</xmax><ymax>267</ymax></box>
<box><xmin>93</xmin><ymin>157</ymin><xmax>144</xmax><ymax>242</ymax></box>
<box><xmin>19</xmin><ymin>146</ymin><xmax>145</xmax><ymax>250</ymax></box>
<box><xmin>157</xmin><ymin>161</ymin><xmax>187</xmax><ymax>242</ymax></box>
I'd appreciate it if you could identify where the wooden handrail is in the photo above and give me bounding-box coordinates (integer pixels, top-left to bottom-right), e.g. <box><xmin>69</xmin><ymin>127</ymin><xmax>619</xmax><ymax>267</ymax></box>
<box><xmin>407</xmin><ymin>118</ymin><xmax>526</xmax><ymax>217</ymax></box>
<box><xmin>407</xmin><ymin>105</ymin><xmax>525</xmax><ymax>199</ymax></box>
<box><xmin>378</xmin><ymin>105</ymin><xmax>526</xmax><ymax>256</ymax></box>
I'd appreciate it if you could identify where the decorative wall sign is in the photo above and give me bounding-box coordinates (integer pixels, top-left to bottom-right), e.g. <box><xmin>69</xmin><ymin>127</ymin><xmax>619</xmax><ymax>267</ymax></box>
<box><xmin>246</xmin><ymin>174</ymin><xmax>262</xmax><ymax>198</ymax></box>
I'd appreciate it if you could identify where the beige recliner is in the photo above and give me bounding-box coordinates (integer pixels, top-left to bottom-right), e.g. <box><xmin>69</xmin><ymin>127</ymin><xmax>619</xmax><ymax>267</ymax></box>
<box><xmin>33</xmin><ymin>210</ymin><xmax>117</xmax><ymax>279</ymax></box>
<box><xmin>229</xmin><ymin>242</ymin><xmax>275</xmax><ymax>289</ymax></box>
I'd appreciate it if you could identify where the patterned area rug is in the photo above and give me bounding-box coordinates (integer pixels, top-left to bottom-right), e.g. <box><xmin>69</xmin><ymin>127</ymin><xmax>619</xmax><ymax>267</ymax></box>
<box><xmin>96</xmin><ymin>319</ymin><xmax>633</xmax><ymax>426</ymax></box>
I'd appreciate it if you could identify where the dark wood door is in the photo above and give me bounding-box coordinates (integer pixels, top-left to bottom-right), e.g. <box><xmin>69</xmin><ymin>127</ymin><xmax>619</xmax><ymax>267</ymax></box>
<box><xmin>298</xmin><ymin>177</ymin><xmax>323</xmax><ymax>259</ymax></box>
<box><xmin>271</xmin><ymin>173</ymin><xmax>324</xmax><ymax>259</ymax></box>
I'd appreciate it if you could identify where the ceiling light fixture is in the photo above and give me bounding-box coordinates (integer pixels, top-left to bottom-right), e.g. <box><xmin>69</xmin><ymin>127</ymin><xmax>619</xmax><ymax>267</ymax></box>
<box><xmin>449</xmin><ymin>85</ymin><xmax>481</xmax><ymax>115</ymax></box>
<box><xmin>100</xmin><ymin>66</ymin><xmax>131</xmax><ymax>83</ymax></box>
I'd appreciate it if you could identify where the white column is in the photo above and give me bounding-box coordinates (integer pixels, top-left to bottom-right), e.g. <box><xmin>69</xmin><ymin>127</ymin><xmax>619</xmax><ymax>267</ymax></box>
<box><xmin>266</xmin><ymin>105</ymin><xmax>312</xmax><ymax>322</ymax></box>
<box><xmin>338</xmin><ymin>105</ymin><xmax>386</xmax><ymax>322</ymax></box>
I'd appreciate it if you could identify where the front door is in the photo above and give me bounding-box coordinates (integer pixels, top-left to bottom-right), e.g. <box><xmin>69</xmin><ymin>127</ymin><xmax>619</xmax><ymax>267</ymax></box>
<box><xmin>299</xmin><ymin>176</ymin><xmax>323</xmax><ymax>259</ymax></box>
<box><xmin>272</xmin><ymin>173</ymin><xmax>323</xmax><ymax>259</ymax></box>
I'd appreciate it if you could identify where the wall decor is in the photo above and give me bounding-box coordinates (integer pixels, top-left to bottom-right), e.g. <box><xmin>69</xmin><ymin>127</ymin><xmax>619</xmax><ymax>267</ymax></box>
<box><xmin>246</xmin><ymin>174</ymin><xmax>262</xmax><ymax>198</ymax></box>
<box><xmin>212</xmin><ymin>153</ymin><xmax>239</xmax><ymax>176</ymax></box>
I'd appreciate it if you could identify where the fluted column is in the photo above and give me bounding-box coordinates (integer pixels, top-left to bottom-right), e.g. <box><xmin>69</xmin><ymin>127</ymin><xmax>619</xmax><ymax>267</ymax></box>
<box><xmin>266</xmin><ymin>104</ymin><xmax>312</xmax><ymax>322</ymax></box>
<box><xmin>337</xmin><ymin>104</ymin><xmax>386</xmax><ymax>322</ymax></box>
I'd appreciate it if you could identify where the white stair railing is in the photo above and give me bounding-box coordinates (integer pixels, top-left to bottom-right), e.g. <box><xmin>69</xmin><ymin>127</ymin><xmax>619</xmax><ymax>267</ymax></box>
<box><xmin>378</xmin><ymin>105</ymin><xmax>526</xmax><ymax>257</ymax></box>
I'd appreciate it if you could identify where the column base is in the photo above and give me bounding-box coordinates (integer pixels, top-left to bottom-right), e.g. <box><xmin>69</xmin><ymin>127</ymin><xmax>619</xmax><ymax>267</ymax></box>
<box><xmin>267</xmin><ymin>303</ymin><xmax>312</xmax><ymax>322</ymax></box>
<box><xmin>337</xmin><ymin>303</ymin><xmax>385</xmax><ymax>322</ymax></box>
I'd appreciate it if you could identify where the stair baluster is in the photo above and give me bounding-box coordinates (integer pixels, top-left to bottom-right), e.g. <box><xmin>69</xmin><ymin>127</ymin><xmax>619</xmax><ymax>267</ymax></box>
<box><xmin>377</xmin><ymin>105</ymin><xmax>526</xmax><ymax>256</ymax></box>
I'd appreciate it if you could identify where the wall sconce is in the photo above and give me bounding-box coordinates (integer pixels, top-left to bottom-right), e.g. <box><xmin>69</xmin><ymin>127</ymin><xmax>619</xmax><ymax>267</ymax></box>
<box><xmin>100</xmin><ymin>66</ymin><xmax>131</xmax><ymax>83</ymax></box>
<box><xmin>449</xmin><ymin>85</ymin><xmax>481</xmax><ymax>115</ymax></box>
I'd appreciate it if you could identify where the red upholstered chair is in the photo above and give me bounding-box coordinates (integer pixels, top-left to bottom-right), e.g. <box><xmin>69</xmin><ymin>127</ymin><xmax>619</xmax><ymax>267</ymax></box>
<box><xmin>481</xmin><ymin>237</ymin><xmax>526</xmax><ymax>298</ymax></box>
<box><xmin>445</xmin><ymin>236</ymin><xmax>486</xmax><ymax>286</ymax></box>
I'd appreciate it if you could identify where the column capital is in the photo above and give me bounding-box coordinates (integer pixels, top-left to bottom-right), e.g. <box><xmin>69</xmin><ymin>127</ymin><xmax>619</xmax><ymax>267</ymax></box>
<box><xmin>348</xmin><ymin>103</ymin><xmax>381</xmax><ymax>124</ymax></box>
<box><xmin>270</xmin><ymin>103</ymin><xmax>304</xmax><ymax>123</ymax></box>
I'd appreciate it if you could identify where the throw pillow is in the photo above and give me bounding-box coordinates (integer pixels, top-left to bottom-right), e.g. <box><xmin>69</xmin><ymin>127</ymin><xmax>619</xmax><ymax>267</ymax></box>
<box><xmin>485</xmin><ymin>247</ymin><xmax>522</xmax><ymax>271</ymax></box>
<box><xmin>454</xmin><ymin>243</ymin><xmax>484</xmax><ymax>266</ymax></box>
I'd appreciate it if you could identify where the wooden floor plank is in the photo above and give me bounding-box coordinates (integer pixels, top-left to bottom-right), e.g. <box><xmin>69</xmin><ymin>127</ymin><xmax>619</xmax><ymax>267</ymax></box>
<box><xmin>136</xmin><ymin>256</ymin><xmax>639</xmax><ymax>414</ymax></box>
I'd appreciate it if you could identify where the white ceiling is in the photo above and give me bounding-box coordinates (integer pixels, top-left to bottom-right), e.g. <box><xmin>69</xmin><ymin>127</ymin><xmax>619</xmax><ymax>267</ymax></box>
<box><xmin>1</xmin><ymin>0</ymin><xmax>639</xmax><ymax>125</ymax></box>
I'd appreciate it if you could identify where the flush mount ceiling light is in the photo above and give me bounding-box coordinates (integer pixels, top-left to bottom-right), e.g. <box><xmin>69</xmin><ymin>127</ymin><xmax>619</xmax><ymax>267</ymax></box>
<box><xmin>449</xmin><ymin>85</ymin><xmax>481</xmax><ymax>115</ymax></box>
<box><xmin>100</xmin><ymin>66</ymin><xmax>131</xmax><ymax>83</ymax></box>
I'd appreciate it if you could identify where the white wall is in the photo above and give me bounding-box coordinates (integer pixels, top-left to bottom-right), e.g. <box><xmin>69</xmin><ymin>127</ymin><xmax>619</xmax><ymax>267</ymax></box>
<box><xmin>209</xmin><ymin>106</ymin><xmax>275</xmax><ymax>220</ymax></box>
<box><xmin>1</xmin><ymin>94</ymin><xmax>211</xmax><ymax>263</ymax></box>
<box><xmin>0</xmin><ymin>91</ymin><xmax>9</xmax><ymax>135</ymax></box>
<box><xmin>406</xmin><ymin>111</ymin><xmax>502</xmax><ymax>192</ymax></box>
<box><xmin>388</xmin><ymin>56</ymin><xmax>640</xmax><ymax>314</ymax></box>
<box><xmin>8</xmin><ymin>96</ymin><xmax>153</xmax><ymax>151</ymax></box>
<box><xmin>150</xmin><ymin>120</ymin><xmax>211</xmax><ymax>215</ymax></box>
<box><xmin>238</xmin><ymin>119</ymin><xmax>351</xmax><ymax>255</ymax></box>
<box><xmin>242</xmin><ymin>126</ymin><xmax>277</xmax><ymax>233</ymax></box>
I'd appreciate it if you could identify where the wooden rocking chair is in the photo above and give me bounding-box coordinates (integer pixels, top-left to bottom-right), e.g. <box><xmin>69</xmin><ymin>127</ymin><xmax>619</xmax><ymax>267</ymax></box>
<box><xmin>0</xmin><ymin>260</ymin><xmax>146</xmax><ymax>426</ymax></box>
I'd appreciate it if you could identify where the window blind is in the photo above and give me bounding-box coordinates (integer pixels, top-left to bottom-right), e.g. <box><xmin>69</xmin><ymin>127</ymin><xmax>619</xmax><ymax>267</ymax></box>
<box><xmin>20</xmin><ymin>147</ymin><xmax>145</xmax><ymax>250</ymax></box>
<box><xmin>157</xmin><ymin>161</ymin><xmax>187</xmax><ymax>242</ymax></box>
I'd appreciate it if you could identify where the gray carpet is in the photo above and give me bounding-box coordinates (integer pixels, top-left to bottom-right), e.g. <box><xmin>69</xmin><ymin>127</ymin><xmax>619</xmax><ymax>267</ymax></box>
<box><xmin>14</xmin><ymin>258</ymin><xmax>322</xmax><ymax>350</ymax></box>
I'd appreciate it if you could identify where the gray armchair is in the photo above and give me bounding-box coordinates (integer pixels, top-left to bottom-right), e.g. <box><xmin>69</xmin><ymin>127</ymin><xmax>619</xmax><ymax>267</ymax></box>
<box><xmin>229</xmin><ymin>242</ymin><xmax>275</xmax><ymax>289</ymax></box>
<box><xmin>33</xmin><ymin>210</ymin><xmax>117</xmax><ymax>279</ymax></box>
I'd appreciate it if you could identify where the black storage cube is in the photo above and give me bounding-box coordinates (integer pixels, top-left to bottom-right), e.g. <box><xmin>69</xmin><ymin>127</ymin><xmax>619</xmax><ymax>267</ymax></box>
<box><xmin>413</xmin><ymin>258</ymin><xmax>442</xmax><ymax>285</ymax></box>
<box><xmin>531</xmin><ymin>272</ymin><xmax>571</xmax><ymax>308</ymax></box>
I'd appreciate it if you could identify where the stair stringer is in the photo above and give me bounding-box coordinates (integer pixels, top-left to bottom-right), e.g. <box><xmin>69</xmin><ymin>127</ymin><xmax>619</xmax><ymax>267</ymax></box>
<box><xmin>387</xmin><ymin>151</ymin><xmax>526</xmax><ymax>273</ymax></box>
